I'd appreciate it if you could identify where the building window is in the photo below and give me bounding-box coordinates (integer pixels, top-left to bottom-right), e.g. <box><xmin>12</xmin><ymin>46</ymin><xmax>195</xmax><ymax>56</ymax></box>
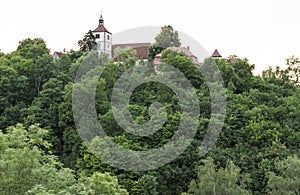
<box><xmin>107</xmin><ymin>35</ymin><xmax>110</xmax><ymax>40</ymax></box>
<box><xmin>108</xmin><ymin>45</ymin><xmax>109</xmax><ymax>48</ymax></box>
<box><xmin>96</xmin><ymin>34</ymin><xmax>100</xmax><ymax>39</ymax></box>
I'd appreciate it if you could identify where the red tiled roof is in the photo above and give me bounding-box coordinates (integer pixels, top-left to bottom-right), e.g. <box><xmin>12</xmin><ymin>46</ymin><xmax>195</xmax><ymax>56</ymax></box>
<box><xmin>211</xmin><ymin>49</ymin><xmax>222</xmax><ymax>57</ymax></box>
<box><xmin>168</xmin><ymin>47</ymin><xmax>196</xmax><ymax>58</ymax></box>
<box><xmin>112</xmin><ymin>43</ymin><xmax>151</xmax><ymax>59</ymax></box>
<box><xmin>165</xmin><ymin>47</ymin><xmax>199</xmax><ymax>64</ymax></box>
<box><xmin>92</xmin><ymin>24</ymin><xmax>111</xmax><ymax>34</ymax></box>
<box><xmin>229</xmin><ymin>57</ymin><xmax>238</xmax><ymax>63</ymax></box>
<box><xmin>53</xmin><ymin>52</ymin><xmax>64</xmax><ymax>58</ymax></box>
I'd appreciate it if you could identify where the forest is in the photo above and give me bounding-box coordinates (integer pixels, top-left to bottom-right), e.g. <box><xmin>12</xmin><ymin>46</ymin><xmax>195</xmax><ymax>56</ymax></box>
<box><xmin>0</xmin><ymin>26</ymin><xmax>299</xmax><ymax>194</ymax></box>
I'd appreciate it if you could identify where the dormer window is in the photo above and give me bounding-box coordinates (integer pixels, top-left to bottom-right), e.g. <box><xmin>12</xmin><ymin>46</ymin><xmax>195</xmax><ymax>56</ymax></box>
<box><xmin>96</xmin><ymin>34</ymin><xmax>100</xmax><ymax>39</ymax></box>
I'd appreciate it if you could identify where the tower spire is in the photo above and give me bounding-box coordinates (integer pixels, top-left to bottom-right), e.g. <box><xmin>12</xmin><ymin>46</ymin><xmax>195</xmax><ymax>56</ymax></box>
<box><xmin>92</xmin><ymin>12</ymin><xmax>112</xmax><ymax>58</ymax></box>
<box><xmin>211</xmin><ymin>49</ymin><xmax>222</xmax><ymax>58</ymax></box>
<box><xmin>99</xmin><ymin>11</ymin><xmax>104</xmax><ymax>25</ymax></box>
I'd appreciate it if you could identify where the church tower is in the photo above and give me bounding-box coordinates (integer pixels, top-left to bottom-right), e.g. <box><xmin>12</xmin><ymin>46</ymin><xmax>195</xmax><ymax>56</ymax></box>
<box><xmin>92</xmin><ymin>14</ymin><xmax>112</xmax><ymax>57</ymax></box>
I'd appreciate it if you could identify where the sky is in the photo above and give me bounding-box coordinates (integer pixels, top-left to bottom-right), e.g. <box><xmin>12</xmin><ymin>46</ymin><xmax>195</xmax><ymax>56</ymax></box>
<box><xmin>1</xmin><ymin>0</ymin><xmax>300</xmax><ymax>75</ymax></box>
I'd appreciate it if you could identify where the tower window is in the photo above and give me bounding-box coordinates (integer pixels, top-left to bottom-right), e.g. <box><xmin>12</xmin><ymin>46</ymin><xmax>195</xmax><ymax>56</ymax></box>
<box><xmin>96</xmin><ymin>34</ymin><xmax>100</xmax><ymax>39</ymax></box>
<box><xmin>107</xmin><ymin>35</ymin><xmax>110</xmax><ymax>40</ymax></box>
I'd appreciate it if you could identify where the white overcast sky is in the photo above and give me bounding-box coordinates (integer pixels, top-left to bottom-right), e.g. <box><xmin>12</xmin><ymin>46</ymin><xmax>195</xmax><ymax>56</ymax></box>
<box><xmin>1</xmin><ymin>0</ymin><xmax>300</xmax><ymax>74</ymax></box>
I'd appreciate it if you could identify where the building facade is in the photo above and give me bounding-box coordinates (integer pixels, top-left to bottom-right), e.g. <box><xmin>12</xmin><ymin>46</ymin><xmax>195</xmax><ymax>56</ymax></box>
<box><xmin>92</xmin><ymin>15</ymin><xmax>112</xmax><ymax>57</ymax></box>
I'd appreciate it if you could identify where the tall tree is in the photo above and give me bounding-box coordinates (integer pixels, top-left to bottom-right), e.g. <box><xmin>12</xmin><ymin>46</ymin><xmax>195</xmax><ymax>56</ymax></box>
<box><xmin>17</xmin><ymin>38</ymin><xmax>50</xmax><ymax>60</ymax></box>
<box><xmin>154</xmin><ymin>25</ymin><xmax>181</xmax><ymax>48</ymax></box>
<box><xmin>136</xmin><ymin>175</ymin><xmax>158</xmax><ymax>195</ymax></box>
<box><xmin>0</xmin><ymin>124</ymin><xmax>72</xmax><ymax>194</ymax></box>
<box><xmin>25</xmin><ymin>78</ymin><xmax>66</xmax><ymax>155</ymax></box>
<box><xmin>262</xmin><ymin>55</ymin><xmax>300</xmax><ymax>86</ymax></box>
<box><xmin>148</xmin><ymin>25</ymin><xmax>181</xmax><ymax>60</ymax></box>
<box><xmin>15</xmin><ymin>38</ymin><xmax>54</xmax><ymax>97</ymax></box>
<box><xmin>182</xmin><ymin>157</ymin><xmax>251</xmax><ymax>195</ymax></box>
<box><xmin>0</xmin><ymin>124</ymin><xmax>128</xmax><ymax>195</ymax></box>
<box><xmin>27</xmin><ymin>172</ymin><xmax>129</xmax><ymax>194</ymax></box>
<box><xmin>266</xmin><ymin>156</ymin><xmax>300</xmax><ymax>194</ymax></box>
<box><xmin>78</xmin><ymin>30</ymin><xmax>97</xmax><ymax>51</ymax></box>
<box><xmin>0</xmin><ymin>64</ymin><xmax>29</xmax><ymax>129</ymax></box>
<box><xmin>286</xmin><ymin>55</ymin><xmax>300</xmax><ymax>85</ymax></box>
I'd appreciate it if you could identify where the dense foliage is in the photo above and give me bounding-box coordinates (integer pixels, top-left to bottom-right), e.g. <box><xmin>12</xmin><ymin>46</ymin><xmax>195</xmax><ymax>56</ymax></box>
<box><xmin>0</xmin><ymin>32</ymin><xmax>299</xmax><ymax>194</ymax></box>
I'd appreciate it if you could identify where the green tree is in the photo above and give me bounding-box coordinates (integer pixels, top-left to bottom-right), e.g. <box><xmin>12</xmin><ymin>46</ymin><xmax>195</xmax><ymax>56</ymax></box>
<box><xmin>148</xmin><ymin>25</ymin><xmax>181</xmax><ymax>60</ymax></box>
<box><xmin>17</xmin><ymin>38</ymin><xmax>50</xmax><ymax>60</ymax></box>
<box><xmin>183</xmin><ymin>157</ymin><xmax>251</xmax><ymax>195</ymax></box>
<box><xmin>25</xmin><ymin>78</ymin><xmax>66</xmax><ymax>155</ymax></box>
<box><xmin>0</xmin><ymin>123</ymin><xmax>128</xmax><ymax>195</ymax></box>
<box><xmin>137</xmin><ymin>175</ymin><xmax>158</xmax><ymax>195</ymax></box>
<box><xmin>0</xmin><ymin>124</ymin><xmax>73</xmax><ymax>194</ymax></box>
<box><xmin>266</xmin><ymin>156</ymin><xmax>300</xmax><ymax>194</ymax></box>
<box><xmin>84</xmin><ymin>172</ymin><xmax>129</xmax><ymax>195</ymax></box>
<box><xmin>0</xmin><ymin>64</ymin><xmax>29</xmax><ymax>129</ymax></box>
<box><xmin>286</xmin><ymin>55</ymin><xmax>300</xmax><ymax>65</ymax></box>
<box><xmin>114</xmin><ymin>46</ymin><xmax>137</xmax><ymax>64</ymax></box>
<box><xmin>27</xmin><ymin>172</ymin><xmax>128</xmax><ymax>195</ymax></box>
<box><xmin>154</xmin><ymin>25</ymin><xmax>181</xmax><ymax>48</ymax></box>
<box><xmin>262</xmin><ymin>66</ymin><xmax>290</xmax><ymax>83</ymax></box>
<box><xmin>262</xmin><ymin>56</ymin><xmax>300</xmax><ymax>86</ymax></box>
<box><xmin>75</xmin><ymin>47</ymin><xmax>208</xmax><ymax>195</ymax></box>
<box><xmin>53</xmin><ymin>53</ymin><xmax>72</xmax><ymax>84</ymax></box>
<box><xmin>286</xmin><ymin>55</ymin><xmax>300</xmax><ymax>85</ymax></box>
<box><xmin>58</xmin><ymin>83</ymin><xmax>82</xmax><ymax>168</ymax></box>
<box><xmin>78</xmin><ymin>30</ymin><xmax>97</xmax><ymax>51</ymax></box>
<box><xmin>14</xmin><ymin>38</ymin><xmax>55</xmax><ymax>97</ymax></box>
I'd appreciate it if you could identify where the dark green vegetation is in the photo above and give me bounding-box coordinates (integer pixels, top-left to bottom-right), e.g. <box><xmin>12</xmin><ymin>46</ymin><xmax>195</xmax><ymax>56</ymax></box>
<box><xmin>0</xmin><ymin>27</ymin><xmax>299</xmax><ymax>194</ymax></box>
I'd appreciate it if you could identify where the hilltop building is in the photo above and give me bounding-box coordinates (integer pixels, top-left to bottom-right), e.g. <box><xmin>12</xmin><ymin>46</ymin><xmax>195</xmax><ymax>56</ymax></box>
<box><xmin>154</xmin><ymin>46</ymin><xmax>200</xmax><ymax>65</ymax></box>
<box><xmin>92</xmin><ymin>14</ymin><xmax>112</xmax><ymax>58</ymax></box>
<box><xmin>112</xmin><ymin>43</ymin><xmax>151</xmax><ymax>60</ymax></box>
<box><xmin>211</xmin><ymin>49</ymin><xmax>222</xmax><ymax>58</ymax></box>
<box><xmin>54</xmin><ymin>14</ymin><xmax>223</xmax><ymax>64</ymax></box>
<box><xmin>53</xmin><ymin>51</ymin><xmax>64</xmax><ymax>62</ymax></box>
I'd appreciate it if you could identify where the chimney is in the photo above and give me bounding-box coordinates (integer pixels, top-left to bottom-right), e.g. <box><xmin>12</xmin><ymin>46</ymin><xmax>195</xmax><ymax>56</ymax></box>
<box><xmin>187</xmin><ymin>46</ymin><xmax>190</xmax><ymax>50</ymax></box>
